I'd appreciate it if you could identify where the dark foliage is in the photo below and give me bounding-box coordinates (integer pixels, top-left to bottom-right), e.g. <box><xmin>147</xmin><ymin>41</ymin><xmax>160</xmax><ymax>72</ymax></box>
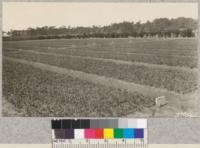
<box><xmin>3</xmin><ymin>17</ymin><xmax>197</xmax><ymax>41</ymax></box>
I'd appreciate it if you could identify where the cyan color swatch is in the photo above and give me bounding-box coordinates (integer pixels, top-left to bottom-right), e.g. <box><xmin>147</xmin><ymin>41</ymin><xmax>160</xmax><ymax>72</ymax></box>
<box><xmin>123</xmin><ymin>128</ymin><xmax>134</xmax><ymax>138</ymax></box>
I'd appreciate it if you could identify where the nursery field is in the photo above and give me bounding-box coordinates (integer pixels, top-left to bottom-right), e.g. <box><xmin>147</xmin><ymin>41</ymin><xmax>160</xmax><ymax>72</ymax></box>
<box><xmin>3</xmin><ymin>38</ymin><xmax>199</xmax><ymax>117</ymax></box>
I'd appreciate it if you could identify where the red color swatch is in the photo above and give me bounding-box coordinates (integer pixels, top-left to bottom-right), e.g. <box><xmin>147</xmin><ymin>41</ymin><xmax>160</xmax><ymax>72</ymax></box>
<box><xmin>94</xmin><ymin>128</ymin><xmax>104</xmax><ymax>139</ymax></box>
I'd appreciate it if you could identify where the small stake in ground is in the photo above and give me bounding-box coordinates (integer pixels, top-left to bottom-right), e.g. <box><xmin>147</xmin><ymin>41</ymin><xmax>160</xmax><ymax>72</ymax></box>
<box><xmin>155</xmin><ymin>96</ymin><xmax>167</xmax><ymax>107</ymax></box>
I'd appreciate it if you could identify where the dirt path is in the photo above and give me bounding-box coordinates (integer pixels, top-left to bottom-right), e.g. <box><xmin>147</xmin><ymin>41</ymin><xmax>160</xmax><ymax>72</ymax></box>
<box><xmin>4</xmin><ymin>56</ymin><xmax>198</xmax><ymax>117</ymax></box>
<box><xmin>57</xmin><ymin>47</ymin><xmax>197</xmax><ymax>58</ymax></box>
<box><xmin>11</xmin><ymin>49</ymin><xmax>197</xmax><ymax>73</ymax></box>
<box><xmin>5</xmin><ymin>46</ymin><xmax>197</xmax><ymax>58</ymax></box>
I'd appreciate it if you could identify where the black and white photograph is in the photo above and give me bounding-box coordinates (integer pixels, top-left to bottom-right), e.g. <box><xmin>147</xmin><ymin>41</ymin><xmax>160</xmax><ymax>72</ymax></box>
<box><xmin>2</xmin><ymin>2</ymin><xmax>199</xmax><ymax>117</ymax></box>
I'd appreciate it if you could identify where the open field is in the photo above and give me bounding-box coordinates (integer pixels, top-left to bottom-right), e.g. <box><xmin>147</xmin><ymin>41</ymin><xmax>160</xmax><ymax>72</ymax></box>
<box><xmin>4</xmin><ymin>50</ymin><xmax>197</xmax><ymax>94</ymax></box>
<box><xmin>4</xmin><ymin>38</ymin><xmax>198</xmax><ymax>68</ymax></box>
<box><xmin>3</xmin><ymin>38</ymin><xmax>199</xmax><ymax>117</ymax></box>
<box><xmin>3</xmin><ymin>59</ymin><xmax>155</xmax><ymax>117</ymax></box>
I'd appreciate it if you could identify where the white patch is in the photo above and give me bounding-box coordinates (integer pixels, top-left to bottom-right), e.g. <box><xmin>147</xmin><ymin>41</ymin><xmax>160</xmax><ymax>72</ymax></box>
<box><xmin>74</xmin><ymin>129</ymin><xmax>84</xmax><ymax>139</ymax></box>
<box><xmin>155</xmin><ymin>96</ymin><xmax>167</xmax><ymax>107</ymax></box>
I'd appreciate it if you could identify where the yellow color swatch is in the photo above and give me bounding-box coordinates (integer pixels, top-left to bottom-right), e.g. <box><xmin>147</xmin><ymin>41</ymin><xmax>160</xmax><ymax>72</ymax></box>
<box><xmin>104</xmin><ymin>128</ymin><xmax>114</xmax><ymax>139</ymax></box>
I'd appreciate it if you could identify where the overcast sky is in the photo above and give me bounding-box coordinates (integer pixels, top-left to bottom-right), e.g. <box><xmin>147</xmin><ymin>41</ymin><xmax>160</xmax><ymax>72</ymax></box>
<box><xmin>3</xmin><ymin>2</ymin><xmax>198</xmax><ymax>31</ymax></box>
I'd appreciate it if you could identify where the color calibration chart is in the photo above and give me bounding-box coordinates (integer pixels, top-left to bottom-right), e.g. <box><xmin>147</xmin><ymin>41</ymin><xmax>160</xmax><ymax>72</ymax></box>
<box><xmin>51</xmin><ymin>119</ymin><xmax>148</xmax><ymax>148</ymax></box>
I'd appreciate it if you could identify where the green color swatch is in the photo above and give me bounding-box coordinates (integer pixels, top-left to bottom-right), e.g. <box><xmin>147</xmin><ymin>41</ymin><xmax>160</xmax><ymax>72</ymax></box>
<box><xmin>114</xmin><ymin>128</ymin><xmax>124</xmax><ymax>138</ymax></box>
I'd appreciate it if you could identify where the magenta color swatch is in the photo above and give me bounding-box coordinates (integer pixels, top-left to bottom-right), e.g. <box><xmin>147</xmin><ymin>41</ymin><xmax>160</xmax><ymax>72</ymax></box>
<box><xmin>84</xmin><ymin>129</ymin><xmax>95</xmax><ymax>139</ymax></box>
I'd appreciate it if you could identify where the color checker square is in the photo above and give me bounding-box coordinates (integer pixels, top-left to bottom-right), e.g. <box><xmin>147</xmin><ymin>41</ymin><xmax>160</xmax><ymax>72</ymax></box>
<box><xmin>104</xmin><ymin>128</ymin><xmax>114</xmax><ymax>139</ymax></box>
<box><xmin>52</xmin><ymin>120</ymin><xmax>61</xmax><ymax>129</ymax></box>
<box><xmin>114</xmin><ymin>128</ymin><xmax>123</xmax><ymax>138</ymax></box>
<box><xmin>124</xmin><ymin>129</ymin><xmax>134</xmax><ymax>138</ymax></box>
<box><xmin>94</xmin><ymin>129</ymin><xmax>103</xmax><ymax>139</ymax></box>
<box><xmin>65</xmin><ymin>129</ymin><xmax>74</xmax><ymax>139</ymax></box>
<box><xmin>134</xmin><ymin>129</ymin><xmax>144</xmax><ymax>138</ymax></box>
<box><xmin>74</xmin><ymin>129</ymin><xmax>84</xmax><ymax>139</ymax></box>
<box><xmin>54</xmin><ymin>129</ymin><xmax>65</xmax><ymax>139</ymax></box>
<box><xmin>85</xmin><ymin>129</ymin><xmax>95</xmax><ymax>139</ymax></box>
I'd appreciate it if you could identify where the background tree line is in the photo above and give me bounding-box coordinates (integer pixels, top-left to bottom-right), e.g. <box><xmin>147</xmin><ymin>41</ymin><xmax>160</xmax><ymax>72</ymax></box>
<box><xmin>3</xmin><ymin>17</ymin><xmax>198</xmax><ymax>41</ymax></box>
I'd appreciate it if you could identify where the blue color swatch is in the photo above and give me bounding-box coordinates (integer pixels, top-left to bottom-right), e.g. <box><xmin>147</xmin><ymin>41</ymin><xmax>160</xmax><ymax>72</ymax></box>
<box><xmin>123</xmin><ymin>128</ymin><xmax>134</xmax><ymax>138</ymax></box>
<box><xmin>134</xmin><ymin>128</ymin><xmax>144</xmax><ymax>138</ymax></box>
